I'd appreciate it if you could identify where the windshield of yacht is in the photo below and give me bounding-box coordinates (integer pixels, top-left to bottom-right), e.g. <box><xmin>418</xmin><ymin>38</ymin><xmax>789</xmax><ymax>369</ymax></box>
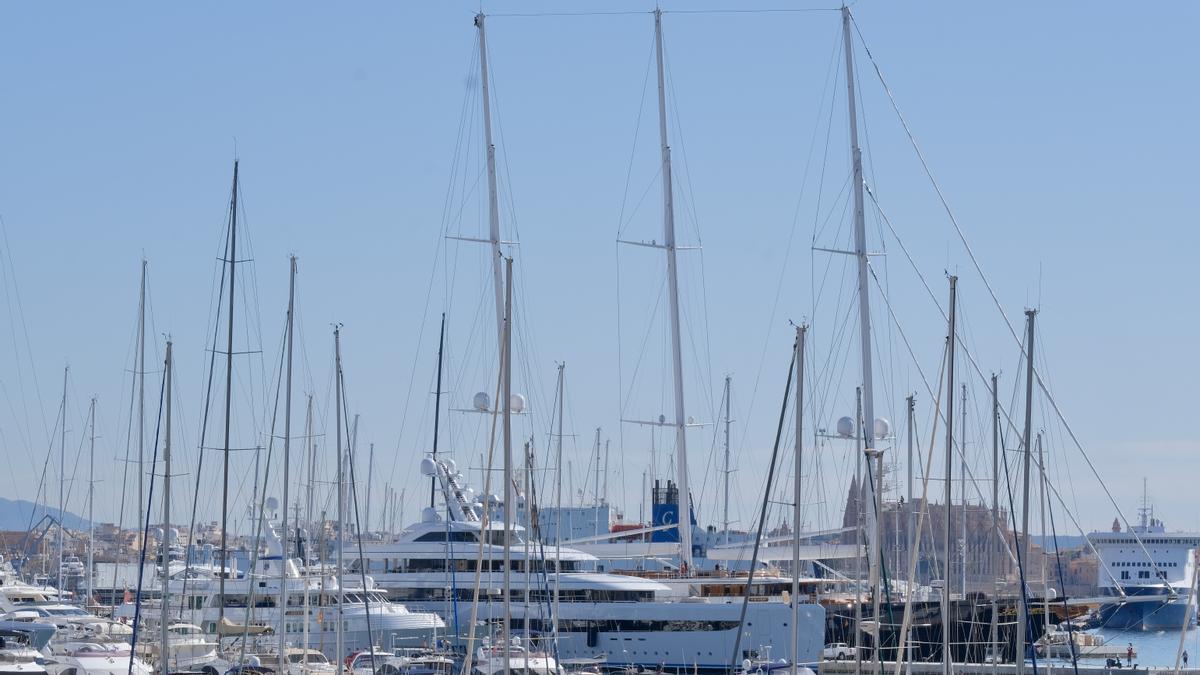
<box><xmin>42</xmin><ymin>607</ymin><xmax>89</xmax><ymax>616</ymax></box>
<box><xmin>289</xmin><ymin>653</ymin><xmax>329</xmax><ymax>664</ymax></box>
<box><xmin>485</xmin><ymin>530</ymin><xmax>523</xmax><ymax>545</ymax></box>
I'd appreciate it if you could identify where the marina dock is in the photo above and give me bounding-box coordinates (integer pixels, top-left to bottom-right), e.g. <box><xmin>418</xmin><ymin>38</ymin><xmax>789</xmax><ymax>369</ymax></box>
<box><xmin>820</xmin><ymin>662</ymin><xmax>1194</xmax><ymax>675</ymax></box>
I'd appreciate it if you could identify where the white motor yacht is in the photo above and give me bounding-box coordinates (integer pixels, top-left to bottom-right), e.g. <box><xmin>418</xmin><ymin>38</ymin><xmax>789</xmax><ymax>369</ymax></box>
<box><xmin>353</xmin><ymin>458</ymin><xmax>825</xmax><ymax>673</ymax></box>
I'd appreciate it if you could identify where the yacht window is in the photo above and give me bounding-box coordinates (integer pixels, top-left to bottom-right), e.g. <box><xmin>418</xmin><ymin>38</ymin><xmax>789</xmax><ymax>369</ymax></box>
<box><xmin>485</xmin><ymin>531</ymin><xmax>522</xmax><ymax>545</ymax></box>
<box><xmin>414</xmin><ymin>531</ymin><xmax>479</xmax><ymax>543</ymax></box>
<box><xmin>407</xmin><ymin>558</ymin><xmax>447</xmax><ymax>573</ymax></box>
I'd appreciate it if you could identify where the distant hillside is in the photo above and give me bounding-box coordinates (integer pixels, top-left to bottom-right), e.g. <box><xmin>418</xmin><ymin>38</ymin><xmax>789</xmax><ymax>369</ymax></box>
<box><xmin>0</xmin><ymin>497</ymin><xmax>89</xmax><ymax>532</ymax></box>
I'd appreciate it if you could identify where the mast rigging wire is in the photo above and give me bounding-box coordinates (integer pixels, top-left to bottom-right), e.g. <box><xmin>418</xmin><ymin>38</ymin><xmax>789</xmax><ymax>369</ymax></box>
<box><xmin>850</xmin><ymin>10</ymin><xmax>1167</xmax><ymax>582</ymax></box>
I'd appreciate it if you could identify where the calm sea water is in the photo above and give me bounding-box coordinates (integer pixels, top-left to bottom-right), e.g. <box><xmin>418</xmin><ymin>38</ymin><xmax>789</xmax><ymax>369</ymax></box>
<box><xmin>1041</xmin><ymin>628</ymin><xmax>1200</xmax><ymax>669</ymax></box>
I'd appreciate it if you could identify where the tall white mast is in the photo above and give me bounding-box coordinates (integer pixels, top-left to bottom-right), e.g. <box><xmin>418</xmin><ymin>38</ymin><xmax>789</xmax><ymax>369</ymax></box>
<box><xmin>137</xmin><ymin>259</ymin><xmax>147</xmax><ymax>537</ymax></box>
<box><xmin>58</xmin><ymin>366</ymin><xmax>67</xmax><ymax>596</ymax></box>
<box><xmin>475</xmin><ymin>12</ymin><xmax>506</xmax><ymax>356</ymax></box>
<box><xmin>840</xmin><ymin>5</ymin><xmax>880</xmax><ymax>621</ymax></box>
<box><xmin>160</xmin><ymin>340</ymin><xmax>174</xmax><ymax>673</ymax></box>
<box><xmin>553</xmin><ymin>363</ymin><xmax>565</xmax><ymax>639</ymax></box>
<box><xmin>1038</xmin><ymin>432</ymin><xmax>1049</xmax><ymax>635</ymax></box>
<box><xmin>218</xmin><ymin>161</ymin><xmax>239</xmax><ymax>625</ymax></box>
<box><xmin>87</xmin><ymin>397</ymin><xmax>96</xmax><ymax>608</ymax></box>
<box><xmin>961</xmin><ymin>384</ymin><xmax>968</xmax><ymax>599</ymax></box>
<box><xmin>791</xmin><ymin>325</ymin><xmax>807</xmax><ymax>675</ymax></box>
<box><xmin>722</xmin><ymin>376</ymin><xmax>732</xmax><ymax>546</ymax></box>
<box><xmin>653</xmin><ymin>7</ymin><xmax>693</xmax><ymax>571</ymax></box>
<box><xmin>1015</xmin><ymin>309</ymin><xmax>1037</xmax><ymax>675</ymax></box>
<box><xmin>840</xmin><ymin>7</ymin><xmax>888</xmax><ymax>662</ymax></box>
<box><xmin>593</xmin><ymin>428</ymin><xmax>602</xmax><ymax>514</ymax></box>
<box><xmin>278</xmin><ymin>256</ymin><xmax>296</xmax><ymax>675</ymax></box>
<box><xmin>501</xmin><ymin>257</ymin><xmax>514</xmax><ymax>675</ymax></box>
<box><xmin>303</xmin><ymin>393</ymin><xmax>313</xmax><ymax>669</ymax></box>
<box><xmin>334</xmin><ymin>326</ymin><xmax>345</xmax><ymax>672</ymax></box>
<box><xmin>942</xmin><ymin>275</ymin><xmax>958</xmax><ymax>675</ymax></box>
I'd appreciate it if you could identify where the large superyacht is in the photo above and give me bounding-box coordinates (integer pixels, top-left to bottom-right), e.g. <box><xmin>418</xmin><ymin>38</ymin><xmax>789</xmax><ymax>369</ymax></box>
<box><xmin>351</xmin><ymin>457</ymin><xmax>824</xmax><ymax>672</ymax></box>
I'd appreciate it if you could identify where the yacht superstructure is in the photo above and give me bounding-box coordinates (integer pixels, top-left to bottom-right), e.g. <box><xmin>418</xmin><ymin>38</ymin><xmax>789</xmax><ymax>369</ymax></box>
<box><xmin>354</xmin><ymin>458</ymin><xmax>824</xmax><ymax>672</ymax></box>
<box><xmin>113</xmin><ymin>526</ymin><xmax>446</xmax><ymax>663</ymax></box>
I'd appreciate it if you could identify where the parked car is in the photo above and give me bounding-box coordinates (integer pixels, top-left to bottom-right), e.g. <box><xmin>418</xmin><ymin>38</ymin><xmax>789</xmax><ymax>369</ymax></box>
<box><xmin>821</xmin><ymin>643</ymin><xmax>858</xmax><ymax>661</ymax></box>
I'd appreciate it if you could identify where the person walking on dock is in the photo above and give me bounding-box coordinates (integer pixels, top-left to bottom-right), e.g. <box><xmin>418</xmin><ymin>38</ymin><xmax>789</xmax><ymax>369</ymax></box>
<box><xmin>1127</xmin><ymin>644</ymin><xmax>1134</xmax><ymax>666</ymax></box>
<box><xmin>1183</xmin><ymin>650</ymin><xmax>1189</xmax><ymax>667</ymax></box>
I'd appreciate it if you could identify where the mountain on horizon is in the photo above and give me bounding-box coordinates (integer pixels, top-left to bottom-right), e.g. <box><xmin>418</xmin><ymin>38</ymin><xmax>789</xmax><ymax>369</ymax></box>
<box><xmin>0</xmin><ymin>497</ymin><xmax>90</xmax><ymax>533</ymax></box>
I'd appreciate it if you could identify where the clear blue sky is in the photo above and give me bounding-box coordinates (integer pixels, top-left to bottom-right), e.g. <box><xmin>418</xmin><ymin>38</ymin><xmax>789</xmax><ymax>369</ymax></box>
<box><xmin>1</xmin><ymin>2</ymin><xmax>1197</xmax><ymax>539</ymax></box>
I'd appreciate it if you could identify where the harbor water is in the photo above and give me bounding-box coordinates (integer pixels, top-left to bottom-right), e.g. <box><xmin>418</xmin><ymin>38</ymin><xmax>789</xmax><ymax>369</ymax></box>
<box><xmin>1049</xmin><ymin>628</ymin><xmax>1200</xmax><ymax>669</ymax></box>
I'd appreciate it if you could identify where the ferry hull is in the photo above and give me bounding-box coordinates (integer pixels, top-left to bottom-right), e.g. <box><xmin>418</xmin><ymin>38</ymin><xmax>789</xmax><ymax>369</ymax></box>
<box><xmin>1097</xmin><ymin>588</ymin><xmax>1195</xmax><ymax>631</ymax></box>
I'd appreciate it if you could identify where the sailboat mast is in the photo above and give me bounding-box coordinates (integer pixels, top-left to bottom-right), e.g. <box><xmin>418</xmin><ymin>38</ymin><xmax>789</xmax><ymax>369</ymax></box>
<box><xmin>553</xmin><ymin>362</ymin><xmax>564</xmax><ymax>639</ymax></box>
<box><xmin>991</xmin><ymin>374</ymin><xmax>1000</xmax><ymax>581</ymax></box>
<box><xmin>161</xmin><ymin>340</ymin><xmax>174</xmax><ymax>672</ymax></box>
<box><xmin>961</xmin><ymin>384</ymin><xmax>968</xmax><ymax>598</ymax></box>
<box><xmin>334</xmin><ymin>326</ymin><xmax>345</xmax><ymax>670</ymax></box>
<box><xmin>1038</xmin><ymin>433</ymin><xmax>1049</xmax><ymax>635</ymax></box>
<box><xmin>475</xmin><ymin>12</ymin><xmax>505</xmax><ymax>357</ymax></box>
<box><xmin>942</xmin><ymin>275</ymin><xmax>958</xmax><ymax>675</ymax></box>
<box><xmin>87</xmin><ymin>397</ymin><xmax>96</xmax><ymax>608</ymax></box>
<box><xmin>653</xmin><ymin>7</ymin><xmax>693</xmax><ymax>572</ymax></box>
<box><xmin>723</xmin><ymin>375</ymin><xmax>732</xmax><ymax>545</ymax></box>
<box><xmin>1016</xmin><ymin>309</ymin><xmax>1037</xmax><ymax>675</ymax></box>
<box><xmin>501</xmin><ymin>257</ymin><xmax>514</xmax><ymax>672</ymax></box>
<box><xmin>137</xmin><ymin>259</ymin><xmax>147</xmax><ymax>539</ymax></box>
<box><xmin>431</xmin><ymin>313</ymin><xmax>446</xmax><ymax>508</ymax></box>
<box><xmin>58</xmin><ymin>366</ymin><xmax>67</xmax><ymax>596</ymax></box>
<box><xmin>840</xmin><ymin>5</ymin><xmax>881</xmax><ymax>631</ymax></box>
<box><xmin>906</xmin><ymin>394</ymin><xmax>915</xmax><ymax>577</ymax></box>
<box><xmin>366</xmin><ymin>443</ymin><xmax>374</xmax><ymax>535</ymax></box>
<box><xmin>278</xmin><ymin>256</ymin><xmax>296</xmax><ymax>675</ymax></box>
<box><xmin>791</xmin><ymin>325</ymin><xmax>807</xmax><ymax>675</ymax></box>
<box><xmin>219</xmin><ymin>160</ymin><xmax>239</xmax><ymax>624</ymax></box>
<box><xmin>303</xmin><ymin>392</ymin><xmax>313</xmax><ymax>672</ymax></box>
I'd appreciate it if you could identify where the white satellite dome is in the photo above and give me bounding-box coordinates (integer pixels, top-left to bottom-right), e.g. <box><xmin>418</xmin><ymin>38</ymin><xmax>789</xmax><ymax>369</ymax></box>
<box><xmin>419</xmin><ymin>457</ymin><xmax>438</xmax><ymax>477</ymax></box>
<box><xmin>873</xmin><ymin>418</ymin><xmax>891</xmax><ymax>440</ymax></box>
<box><xmin>509</xmin><ymin>393</ymin><xmax>526</xmax><ymax>413</ymax></box>
<box><xmin>473</xmin><ymin>391</ymin><xmax>491</xmax><ymax>412</ymax></box>
<box><xmin>421</xmin><ymin>507</ymin><xmax>440</xmax><ymax>523</ymax></box>
<box><xmin>444</xmin><ymin>458</ymin><xmax>457</xmax><ymax>475</ymax></box>
<box><xmin>836</xmin><ymin>416</ymin><xmax>855</xmax><ymax>439</ymax></box>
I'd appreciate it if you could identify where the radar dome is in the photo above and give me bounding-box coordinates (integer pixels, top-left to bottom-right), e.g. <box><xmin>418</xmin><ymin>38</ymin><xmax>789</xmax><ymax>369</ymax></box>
<box><xmin>873</xmin><ymin>418</ymin><xmax>891</xmax><ymax>440</ymax></box>
<box><xmin>419</xmin><ymin>457</ymin><xmax>438</xmax><ymax>477</ymax></box>
<box><xmin>836</xmin><ymin>416</ymin><xmax>855</xmax><ymax>438</ymax></box>
<box><xmin>658</xmin><ymin>414</ymin><xmax>667</xmax><ymax>425</ymax></box>
<box><xmin>421</xmin><ymin>507</ymin><xmax>440</xmax><ymax>523</ymax></box>
<box><xmin>266</xmin><ymin>496</ymin><xmax>279</xmax><ymax>512</ymax></box>
<box><xmin>444</xmin><ymin>458</ymin><xmax>457</xmax><ymax>475</ymax></box>
<box><xmin>473</xmin><ymin>392</ymin><xmax>491</xmax><ymax>412</ymax></box>
<box><xmin>509</xmin><ymin>393</ymin><xmax>526</xmax><ymax>413</ymax></box>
